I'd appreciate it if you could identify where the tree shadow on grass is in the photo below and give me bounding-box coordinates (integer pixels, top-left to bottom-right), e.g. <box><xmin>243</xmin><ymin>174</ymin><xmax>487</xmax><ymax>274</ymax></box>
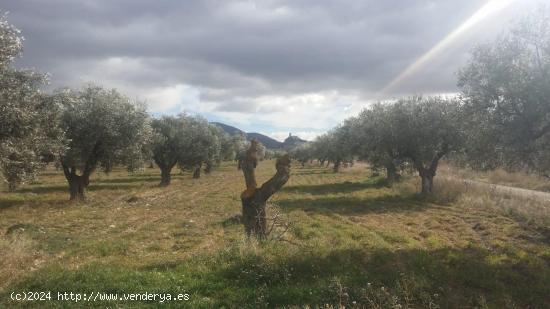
<box><xmin>292</xmin><ymin>170</ymin><xmax>332</xmax><ymax>176</ymax></box>
<box><xmin>15</xmin><ymin>184</ymin><xmax>67</xmax><ymax>194</ymax></box>
<box><xmin>13</xmin><ymin>182</ymin><xmax>149</xmax><ymax>195</ymax></box>
<box><xmin>208</xmin><ymin>246</ymin><xmax>550</xmax><ymax>308</ymax></box>
<box><xmin>284</xmin><ymin>179</ymin><xmax>388</xmax><ymax>195</ymax></box>
<box><xmin>0</xmin><ymin>196</ymin><xmax>69</xmax><ymax>211</ymax></box>
<box><xmin>6</xmin><ymin>245</ymin><xmax>547</xmax><ymax>308</ymax></box>
<box><xmin>0</xmin><ymin>199</ymin><xmax>26</xmax><ymax>210</ymax></box>
<box><xmin>95</xmin><ymin>176</ymin><xmax>163</xmax><ymax>184</ymax></box>
<box><xmin>87</xmin><ymin>182</ymin><xmax>153</xmax><ymax>191</ymax></box>
<box><xmin>277</xmin><ymin>194</ymin><xmax>429</xmax><ymax>215</ymax></box>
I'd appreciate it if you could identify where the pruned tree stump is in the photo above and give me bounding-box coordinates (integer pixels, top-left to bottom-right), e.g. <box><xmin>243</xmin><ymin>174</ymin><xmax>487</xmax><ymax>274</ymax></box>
<box><xmin>240</xmin><ymin>140</ymin><xmax>291</xmax><ymax>238</ymax></box>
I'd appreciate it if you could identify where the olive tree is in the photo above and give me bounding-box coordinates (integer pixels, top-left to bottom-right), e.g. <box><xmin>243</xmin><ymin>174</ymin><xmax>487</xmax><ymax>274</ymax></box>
<box><xmin>0</xmin><ymin>13</ymin><xmax>64</xmax><ymax>190</ymax></box>
<box><xmin>458</xmin><ymin>6</ymin><xmax>550</xmax><ymax>175</ymax></box>
<box><xmin>310</xmin><ymin>134</ymin><xmax>331</xmax><ymax>166</ymax></box>
<box><xmin>179</xmin><ymin>117</ymin><xmax>221</xmax><ymax>178</ymax></box>
<box><xmin>151</xmin><ymin>115</ymin><xmax>190</xmax><ymax>186</ymax></box>
<box><xmin>57</xmin><ymin>86</ymin><xmax>151</xmax><ymax>200</ymax></box>
<box><xmin>318</xmin><ymin>126</ymin><xmax>354</xmax><ymax>172</ymax></box>
<box><xmin>289</xmin><ymin>143</ymin><xmax>313</xmax><ymax>166</ymax></box>
<box><xmin>217</xmin><ymin>129</ymin><xmax>237</xmax><ymax>161</ymax></box>
<box><xmin>393</xmin><ymin>96</ymin><xmax>463</xmax><ymax>194</ymax></box>
<box><xmin>351</xmin><ymin>104</ymin><xmax>405</xmax><ymax>181</ymax></box>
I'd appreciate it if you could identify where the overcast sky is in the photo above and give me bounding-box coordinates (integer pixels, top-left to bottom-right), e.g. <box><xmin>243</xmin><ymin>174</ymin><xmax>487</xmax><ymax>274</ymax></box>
<box><xmin>1</xmin><ymin>0</ymin><xmax>542</xmax><ymax>141</ymax></box>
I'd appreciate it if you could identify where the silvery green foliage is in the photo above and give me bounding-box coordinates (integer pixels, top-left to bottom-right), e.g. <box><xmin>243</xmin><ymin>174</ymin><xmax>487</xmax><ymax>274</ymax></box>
<box><xmin>234</xmin><ymin>134</ymin><xmax>250</xmax><ymax>162</ymax></box>
<box><xmin>58</xmin><ymin>85</ymin><xmax>152</xmax><ymax>176</ymax></box>
<box><xmin>151</xmin><ymin>115</ymin><xmax>190</xmax><ymax>172</ymax></box>
<box><xmin>389</xmin><ymin>96</ymin><xmax>463</xmax><ymax>170</ymax></box>
<box><xmin>312</xmin><ymin>126</ymin><xmax>353</xmax><ymax>167</ymax></box>
<box><xmin>458</xmin><ymin>6</ymin><xmax>550</xmax><ymax>174</ymax></box>
<box><xmin>256</xmin><ymin>141</ymin><xmax>266</xmax><ymax>161</ymax></box>
<box><xmin>310</xmin><ymin>134</ymin><xmax>330</xmax><ymax>163</ymax></box>
<box><xmin>179</xmin><ymin>116</ymin><xmax>221</xmax><ymax>170</ymax></box>
<box><xmin>350</xmin><ymin>96</ymin><xmax>462</xmax><ymax>186</ymax></box>
<box><xmin>0</xmin><ymin>13</ymin><xmax>64</xmax><ymax>190</ymax></box>
<box><xmin>152</xmin><ymin>114</ymin><xmax>221</xmax><ymax>171</ymax></box>
<box><xmin>215</xmin><ymin>127</ymin><xmax>236</xmax><ymax>161</ymax></box>
<box><xmin>0</xmin><ymin>12</ymin><xmax>22</xmax><ymax>68</ymax></box>
<box><xmin>289</xmin><ymin>143</ymin><xmax>313</xmax><ymax>165</ymax></box>
<box><xmin>352</xmin><ymin>103</ymin><xmax>401</xmax><ymax>170</ymax></box>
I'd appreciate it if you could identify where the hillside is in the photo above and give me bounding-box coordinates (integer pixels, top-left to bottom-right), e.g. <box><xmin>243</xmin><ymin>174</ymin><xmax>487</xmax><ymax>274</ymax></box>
<box><xmin>212</xmin><ymin>122</ymin><xmax>306</xmax><ymax>149</ymax></box>
<box><xmin>1</xmin><ymin>162</ymin><xmax>549</xmax><ymax>307</ymax></box>
<box><xmin>211</xmin><ymin>122</ymin><xmax>245</xmax><ymax>136</ymax></box>
<box><xmin>245</xmin><ymin>132</ymin><xmax>282</xmax><ymax>149</ymax></box>
<box><xmin>282</xmin><ymin>133</ymin><xmax>308</xmax><ymax>150</ymax></box>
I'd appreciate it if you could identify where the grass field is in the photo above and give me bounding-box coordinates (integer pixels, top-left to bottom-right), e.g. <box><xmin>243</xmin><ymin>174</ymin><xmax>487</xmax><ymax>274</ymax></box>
<box><xmin>439</xmin><ymin>163</ymin><xmax>550</xmax><ymax>193</ymax></box>
<box><xmin>1</xmin><ymin>161</ymin><xmax>549</xmax><ymax>308</ymax></box>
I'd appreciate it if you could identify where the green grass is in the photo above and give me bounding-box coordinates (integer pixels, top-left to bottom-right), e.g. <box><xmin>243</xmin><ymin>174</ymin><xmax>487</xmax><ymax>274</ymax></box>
<box><xmin>1</xmin><ymin>162</ymin><xmax>549</xmax><ymax>308</ymax></box>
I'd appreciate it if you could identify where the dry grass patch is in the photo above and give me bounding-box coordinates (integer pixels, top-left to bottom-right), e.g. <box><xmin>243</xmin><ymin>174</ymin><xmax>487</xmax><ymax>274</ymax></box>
<box><xmin>439</xmin><ymin>163</ymin><xmax>550</xmax><ymax>192</ymax></box>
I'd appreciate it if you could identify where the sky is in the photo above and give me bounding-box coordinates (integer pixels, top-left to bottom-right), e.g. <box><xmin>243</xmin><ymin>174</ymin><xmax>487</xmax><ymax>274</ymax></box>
<box><xmin>1</xmin><ymin>0</ymin><xmax>542</xmax><ymax>141</ymax></box>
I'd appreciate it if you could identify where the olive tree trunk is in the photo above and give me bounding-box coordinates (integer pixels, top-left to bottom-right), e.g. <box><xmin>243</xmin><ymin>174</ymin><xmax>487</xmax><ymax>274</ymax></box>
<box><xmin>204</xmin><ymin>161</ymin><xmax>213</xmax><ymax>174</ymax></box>
<box><xmin>160</xmin><ymin>166</ymin><xmax>172</xmax><ymax>186</ymax></box>
<box><xmin>62</xmin><ymin>163</ymin><xmax>92</xmax><ymax>201</ymax></box>
<box><xmin>413</xmin><ymin>152</ymin><xmax>445</xmax><ymax>195</ymax></box>
<box><xmin>385</xmin><ymin>162</ymin><xmax>399</xmax><ymax>182</ymax></box>
<box><xmin>193</xmin><ymin>164</ymin><xmax>201</xmax><ymax>179</ymax></box>
<box><xmin>241</xmin><ymin>140</ymin><xmax>291</xmax><ymax>237</ymax></box>
<box><xmin>333</xmin><ymin>160</ymin><xmax>341</xmax><ymax>173</ymax></box>
<box><xmin>419</xmin><ymin>170</ymin><xmax>435</xmax><ymax>194</ymax></box>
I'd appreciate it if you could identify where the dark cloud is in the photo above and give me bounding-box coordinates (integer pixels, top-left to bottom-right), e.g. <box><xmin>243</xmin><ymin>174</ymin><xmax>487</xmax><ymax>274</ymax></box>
<box><xmin>0</xmin><ymin>0</ymin><xmax>540</xmax><ymax>133</ymax></box>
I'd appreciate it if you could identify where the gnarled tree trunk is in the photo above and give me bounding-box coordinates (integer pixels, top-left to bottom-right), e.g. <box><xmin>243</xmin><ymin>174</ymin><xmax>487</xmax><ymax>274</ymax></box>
<box><xmin>413</xmin><ymin>153</ymin><xmax>444</xmax><ymax>195</ymax></box>
<box><xmin>420</xmin><ymin>169</ymin><xmax>434</xmax><ymax>194</ymax></box>
<box><xmin>160</xmin><ymin>166</ymin><xmax>172</xmax><ymax>186</ymax></box>
<box><xmin>385</xmin><ymin>162</ymin><xmax>399</xmax><ymax>182</ymax></box>
<box><xmin>333</xmin><ymin>160</ymin><xmax>341</xmax><ymax>173</ymax></box>
<box><xmin>193</xmin><ymin>164</ymin><xmax>202</xmax><ymax>179</ymax></box>
<box><xmin>68</xmin><ymin>174</ymin><xmax>89</xmax><ymax>200</ymax></box>
<box><xmin>62</xmin><ymin>163</ymin><xmax>91</xmax><ymax>201</ymax></box>
<box><xmin>204</xmin><ymin>161</ymin><xmax>213</xmax><ymax>174</ymax></box>
<box><xmin>241</xmin><ymin>140</ymin><xmax>291</xmax><ymax>237</ymax></box>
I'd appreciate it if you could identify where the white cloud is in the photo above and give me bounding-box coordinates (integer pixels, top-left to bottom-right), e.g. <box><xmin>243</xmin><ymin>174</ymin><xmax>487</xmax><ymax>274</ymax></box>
<box><xmin>144</xmin><ymin>84</ymin><xmax>201</xmax><ymax>113</ymax></box>
<box><xmin>210</xmin><ymin>90</ymin><xmax>371</xmax><ymax>130</ymax></box>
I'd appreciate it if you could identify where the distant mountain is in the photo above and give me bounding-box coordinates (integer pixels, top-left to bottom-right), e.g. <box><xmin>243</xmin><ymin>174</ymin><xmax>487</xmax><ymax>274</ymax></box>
<box><xmin>246</xmin><ymin>132</ymin><xmax>282</xmax><ymax>149</ymax></box>
<box><xmin>282</xmin><ymin>133</ymin><xmax>308</xmax><ymax>150</ymax></box>
<box><xmin>211</xmin><ymin>122</ymin><xmax>307</xmax><ymax>149</ymax></box>
<box><xmin>211</xmin><ymin>122</ymin><xmax>245</xmax><ymax>136</ymax></box>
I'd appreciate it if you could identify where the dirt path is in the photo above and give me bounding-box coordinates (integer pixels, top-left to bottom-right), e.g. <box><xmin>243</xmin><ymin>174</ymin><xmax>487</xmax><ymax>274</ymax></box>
<box><xmin>446</xmin><ymin>177</ymin><xmax>550</xmax><ymax>203</ymax></box>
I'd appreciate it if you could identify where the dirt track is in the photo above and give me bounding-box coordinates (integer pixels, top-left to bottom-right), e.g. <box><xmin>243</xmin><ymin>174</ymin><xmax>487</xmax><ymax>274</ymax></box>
<box><xmin>447</xmin><ymin>177</ymin><xmax>550</xmax><ymax>203</ymax></box>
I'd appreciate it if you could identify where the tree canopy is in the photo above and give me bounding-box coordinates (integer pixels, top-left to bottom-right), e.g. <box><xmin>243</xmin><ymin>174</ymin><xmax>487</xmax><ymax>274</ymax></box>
<box><xmin>57</xmin><ymin>85</ymin><xmax>151</xmax><ymax>200</ymax></box>
<box><xmin>0</xmin><ymin>13</ymin><xmax>64</xmax><ymax>190</ymax></box>
<box><xmin>458</xmin><ymin>6</ymin><xmax>550</xmax><ymax>174</ymax></box>
<box><xmin>151</xmin><ymin>114</ymin><xmax>222</xmax><ymax>186</ymax></box>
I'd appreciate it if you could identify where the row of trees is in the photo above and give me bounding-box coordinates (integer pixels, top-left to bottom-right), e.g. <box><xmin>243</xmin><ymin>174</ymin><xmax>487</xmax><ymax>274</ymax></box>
<box><xmin>2</xmin><ymin>7</ymin><xmax>548</xmax><ymax>198</ymax></box>
<box><xmin>1</xmin><ymin>13</ymin><xmax>259</xmax><ymax>200</ymax></box>
<box><xmin>303</xmin><ymin>96</ymin><xmax>460</xmax><ymax>194</ymax></box>
<box><xmin>302</xmin><ymin>7</ymin><xmax>550</xmax><ymax>194</ymax></box>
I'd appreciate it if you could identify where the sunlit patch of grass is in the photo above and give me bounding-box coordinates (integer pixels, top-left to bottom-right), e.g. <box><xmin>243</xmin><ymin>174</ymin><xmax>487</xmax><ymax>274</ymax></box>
<box><xmin>0</xmin><ymin>161</ymin><xmax>549</xmax><ymax>307</ymax></box>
